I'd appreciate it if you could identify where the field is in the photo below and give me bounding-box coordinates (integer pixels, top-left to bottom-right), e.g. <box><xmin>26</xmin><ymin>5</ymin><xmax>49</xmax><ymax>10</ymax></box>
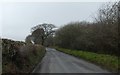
<box><xmin>56</xmin><ymin>47</ymin><xmax>119</xmax><ymax>72</ymax></box>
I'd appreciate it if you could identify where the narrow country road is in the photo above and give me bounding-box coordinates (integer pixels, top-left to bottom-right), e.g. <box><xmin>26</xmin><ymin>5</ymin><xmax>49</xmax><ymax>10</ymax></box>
<box><xmin>32</xmin><ymin>48</ymin><xmax>109</xmax><ymax>73</ymax></box>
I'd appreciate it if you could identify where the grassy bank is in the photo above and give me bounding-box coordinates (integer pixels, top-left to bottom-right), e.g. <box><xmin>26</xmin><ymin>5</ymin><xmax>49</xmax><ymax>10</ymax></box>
<box><xmin>55</xmin><ymin>47</ymin><xmax>119</xmax><ymax>72</ymax></box>
<box><xmin>2</xmin><ymin>39</ymin><xmax>46</xmax><ymax>73</ymax></box>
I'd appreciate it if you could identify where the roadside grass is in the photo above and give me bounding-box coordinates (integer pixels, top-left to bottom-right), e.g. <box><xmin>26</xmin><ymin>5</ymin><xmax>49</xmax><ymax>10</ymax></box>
<box><xmin>55</xmin><ymin>47</ymin><xmax>119</xmax><ymax>72</ymax></box>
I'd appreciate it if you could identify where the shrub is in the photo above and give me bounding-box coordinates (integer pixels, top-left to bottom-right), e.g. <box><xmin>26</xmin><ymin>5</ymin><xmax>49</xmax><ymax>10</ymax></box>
<box><xmin>2</xmin><ymin>39</ymin><xmax>46</xmax><ymax>73</ymax></box>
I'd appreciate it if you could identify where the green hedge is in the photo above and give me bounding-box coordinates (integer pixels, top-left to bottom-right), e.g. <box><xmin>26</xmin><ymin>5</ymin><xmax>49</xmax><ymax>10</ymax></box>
<box><xmin>56</xmin><ymin>47</ymin><xmax>119</xmax><ymax>72</ymax></box>
<box><xmin>2</xmin><ymin>39</ymin><xmax>46</xmax><ymax>73</ymax></box>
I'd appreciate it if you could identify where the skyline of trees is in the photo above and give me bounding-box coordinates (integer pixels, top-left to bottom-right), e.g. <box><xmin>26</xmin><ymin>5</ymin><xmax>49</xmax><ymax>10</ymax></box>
<box><xmin>54</xmin><ymin>2</ymin><xmax>119</xmax><ymax>56</ymax></box>
<box><xmin>24</xmin><ymin>1</ymin><xmax>119</xmax><ymax>56</ymax></box>
<box><xmin>25</xmin><ymin>23</ymin><xmax>56</xmax><ymax>45</ymax></box>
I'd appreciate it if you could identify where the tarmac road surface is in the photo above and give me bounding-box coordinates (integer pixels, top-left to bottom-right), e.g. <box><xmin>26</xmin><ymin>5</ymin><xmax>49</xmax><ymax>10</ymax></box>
<box><xmin>32</xmin><ymin>48</ymin><xmax>109</xmax><ymax>73</ymax></box>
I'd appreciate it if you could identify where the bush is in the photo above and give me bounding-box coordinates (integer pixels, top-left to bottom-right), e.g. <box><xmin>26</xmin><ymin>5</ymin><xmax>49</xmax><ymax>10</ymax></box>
<box><xmin>54</xmin><ymin>2</ymin><xmax>119</xmax><ymax>56</ymax></box>
<box><xmin>2</xmin><ymin>39</ymin><xmax>46</xmax><ymax>73</ymax></box>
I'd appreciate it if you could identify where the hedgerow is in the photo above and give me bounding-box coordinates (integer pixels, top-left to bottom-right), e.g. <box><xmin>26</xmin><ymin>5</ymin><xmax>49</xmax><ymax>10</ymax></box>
<box><xmin>2</xmin><ymin>38</ymin><xmax>45</xmax><ymax>73</ymax></box>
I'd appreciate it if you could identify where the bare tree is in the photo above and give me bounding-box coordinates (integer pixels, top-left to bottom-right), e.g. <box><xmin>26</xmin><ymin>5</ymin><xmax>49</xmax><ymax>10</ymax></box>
<box><xmin>96</xmin><ymin>2</ymin><xmax>118</xmax><ymax>24</ymax></box>
<box><xmin>55</xmin><ymin>2</ymin><xmax>119</xmax><ymax>55</ymax></box>
<box><xmin>31</xmin><ymin>23</ymin><xmax>56</xmax><ymax>45</ymax></box>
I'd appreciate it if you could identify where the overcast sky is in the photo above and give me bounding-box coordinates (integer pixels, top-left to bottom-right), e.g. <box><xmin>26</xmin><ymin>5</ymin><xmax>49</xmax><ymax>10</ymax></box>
<box><xmin>0</xmin><ymin>0</ymin><xmax>117</xmax><ymax>41</ymax></box>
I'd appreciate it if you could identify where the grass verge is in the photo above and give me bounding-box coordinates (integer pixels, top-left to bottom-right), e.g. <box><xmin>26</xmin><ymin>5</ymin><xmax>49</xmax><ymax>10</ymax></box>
<box><xmin>55</xmin><ymin>47</ymin><xmax>119</xmax><ymax>73</ymax></box>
